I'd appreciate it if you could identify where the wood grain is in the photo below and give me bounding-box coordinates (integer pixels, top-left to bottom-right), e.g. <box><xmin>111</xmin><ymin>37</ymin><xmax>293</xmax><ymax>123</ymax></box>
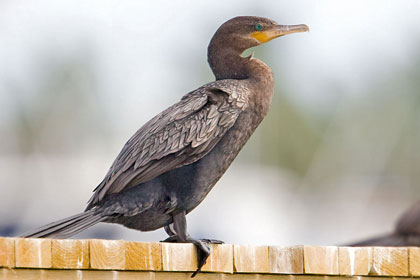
<box><xmin>0</xmin><ymin>237</ymin><xmax>417</xmax><ymax>278</ymax></box>
<box><xmin>233</xmin><ymin>244</ymin><xmax>269</xmax><ymax>273</ymax></box>
<box><xmin>15</xmin><ymin>238</ymin><xmax>51</xmax><ymax>268</ymax></box>
<box><xmin>370</xmin><ymin>247</ymin><xmax>408</xmax><ymax>276</ymax></box>
<box><xmin>338</xmin><ymin>247</ymin><xmax>372</xmax><ymax>275</ymax></box>
<box><xmin>303</xmin><ymin>245</ymin><xmax>338</xmax><ymax>275</ymax></box>
<box><xmin>269</xmin><ymin>245</ymin><xmax>303</xmax><ymax>274</ymax></box>
<box><xmin>0</xmin><ymin>237</ymin><xmax>14</xmax><ymax>268</ymax></box>
<box><xmin>409</xmin><ymin>247</ymin><xmax>420</xmax><ymax>276</ymax></box>
<box><xmin>125</xmin><ymin>241</ymin><xmax>162</xmax><ymax>271</ymax></box>
<box><xmin>90</xmin><ymin>239</ymin><xmax>126</xmax><ymax>270</ymax></box>
<box><xmin>161</xmin><ymin>243</ymin><xmax>197</xmax><ymax>271</ymax></box>
<box><xmin>51</xmin><ymin>239</ymin><xmax>89</xmax><ymax>269</ymax></box>
<box><xmin>201</xmin><ymin>243</ymin><xmax>233</xmax><ymax>273</ymax></box>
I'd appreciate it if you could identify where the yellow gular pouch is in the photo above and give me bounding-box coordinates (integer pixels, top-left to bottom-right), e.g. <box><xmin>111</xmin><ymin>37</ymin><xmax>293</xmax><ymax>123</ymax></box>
<box><xmin>250</xmin><ymin>30</ymin><xmax>281</xmax><ymax>44</ymax></box>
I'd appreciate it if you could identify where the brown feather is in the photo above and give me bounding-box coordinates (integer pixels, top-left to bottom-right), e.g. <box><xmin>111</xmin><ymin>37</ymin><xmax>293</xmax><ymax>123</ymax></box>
<box><xmin>87</xmin><ymin>80</ymin><xmax>249</xmax><ymax>208</ymax></box>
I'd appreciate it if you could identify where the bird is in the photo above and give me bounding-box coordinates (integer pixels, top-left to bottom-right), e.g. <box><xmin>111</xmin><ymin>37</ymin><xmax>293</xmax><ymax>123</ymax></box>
<box><xmin>21</xmin><ymin>16</ymin><xmax>309</xmax><ymax>275</ymax></box>
<box><xmin>348</xmin><ymin>201</ymin><xmax>420</xmax><ymax>246</ymax></box>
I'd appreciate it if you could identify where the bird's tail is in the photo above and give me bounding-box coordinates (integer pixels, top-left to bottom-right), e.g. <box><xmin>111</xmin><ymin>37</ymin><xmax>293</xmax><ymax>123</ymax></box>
<box><xmin>20</xmin><ymin>209</ymin><xmax>105</xmax><ymax>239</ymax></box>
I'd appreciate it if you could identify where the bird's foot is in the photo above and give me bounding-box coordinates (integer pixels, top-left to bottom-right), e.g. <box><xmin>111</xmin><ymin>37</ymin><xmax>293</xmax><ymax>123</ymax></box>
<box><xmin>161</xmin><ymin>236</ymin><xmax>223</xmax><ymax>244</ymax></box>
<box><xmin>160</xmin><ymin>235</ymin><xmax>211</xmax><ymax>277</ymax></box>
<box><xmin>190</xmin><ymin>238</ymin><xmax>210</xmax><ymax>278</ymax></box>
<box><xmin>190</xmin><ymin>238</ymin><xmax>223</xmax><ymax>277</ymax></box>
<box><xmin>199</xmin><ymin>238</ymin><xmax>224</xmax><ymax>244</ymax></box>
<box><xmin>161</xmin><ymin>235</ymin><xmax>178</xmax><ymax>243</ymax></box>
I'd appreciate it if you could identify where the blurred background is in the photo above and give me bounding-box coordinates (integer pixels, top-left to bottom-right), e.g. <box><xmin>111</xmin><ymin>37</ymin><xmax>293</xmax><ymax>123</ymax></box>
<box><xmin>1</xmin><ymin>0</ymin><xmax>420</xmax><ymax>245</ymax></box>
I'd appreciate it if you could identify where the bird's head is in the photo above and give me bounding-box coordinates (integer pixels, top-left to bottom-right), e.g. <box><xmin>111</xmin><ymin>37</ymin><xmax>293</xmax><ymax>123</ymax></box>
<box><xmin>209</xmin><ymin>16</ymin><xmax>309</xmax><ymax>53</ymax></box>
<box><xmin>208</xmin><ymin>16</ymin><xmax>308</xmax><ymax>80</ymax></box>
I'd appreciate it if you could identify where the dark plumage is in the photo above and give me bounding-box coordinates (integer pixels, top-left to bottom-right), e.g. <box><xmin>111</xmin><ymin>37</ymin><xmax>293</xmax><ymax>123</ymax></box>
<box><xmin>21</xmin><ymin>16</ymin><xmax>308</xmax><ymax>275</ymax></box>
<box><xmin>349</xmin><ymin>201</ymin><xmax>420</xmax><ymax>246</ymax></box>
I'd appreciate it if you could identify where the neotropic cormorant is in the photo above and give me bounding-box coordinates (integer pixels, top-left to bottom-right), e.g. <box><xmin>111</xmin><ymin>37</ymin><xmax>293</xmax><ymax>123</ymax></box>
<box><xmin>21</xmin><ymin>16</ymin><xmax>309</xmax><ymax>275</ymax></box>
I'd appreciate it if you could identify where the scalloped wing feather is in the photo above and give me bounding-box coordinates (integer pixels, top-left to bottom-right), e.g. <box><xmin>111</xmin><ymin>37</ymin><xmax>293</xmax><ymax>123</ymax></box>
<box><xmin>86</xmin><ymin>80</ymin><xmax>249</xmax><ymax>208</ymax></box>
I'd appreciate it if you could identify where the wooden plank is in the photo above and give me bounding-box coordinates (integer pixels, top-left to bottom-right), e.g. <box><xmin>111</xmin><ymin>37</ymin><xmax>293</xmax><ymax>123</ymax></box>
<box><xmin>81</xmin><ymin>270</ymin><xmax>152</xmax><ymax>280</ymax></box>
<box><xmin>0</xmin><ymin>237</ymin><xmax>14</xmax><ymax>268</ymax></box>
<box><xmin>0</xmin><ymin>268</ymin><xmax>418</xmax><ymax>279</ymax></box>
<box><xmin>125</xmin><ymin>241</ymin><xmax>162</xmax><ymax>271</ymax></box>
<box><xmin>161</xmin><ymin>243</ymin><xmax>197</xmax><ymax>271</ymax></box>
<box><xmin>233</xmin><ymin>244</ymin><xmax>269</xmax><ymax>273</ymax></box>
<box><xmin>201</xmin><ymin>243</ymin><xmax>233</xmax><ymax>273</ymax></box>
<box><xmin>303</xmin><ymin>245</ymin><xmax>338</xmax><ymax>275</ymax></box>
<box><xmin>338</xmin><ymin>247</ymin><xmax>372</xmax><ymax>275</ymax></box>
<box><xmin>222</xmin><ymin>274</ymin><xmax>260</xmax><ymax>280</ymax></box>
<box><xmin>51</xmin><ymin>239</ymin><xmax>89</xmax><ymax>269</ymax></box>
<box><xmin>278</xmin><ymin>276</ymin><xmax>357</xmax><ymax>280</ymax></box>
<box><xmin>269</xmin><ymin>245</ymin><xmax>303</xmax><ymax>274</ymax></box>
<box><xmin>154</xmin><ymin>271</ymin><xmax>220</xmax><ymax>280</ymax></box>
<box><xmin>370</xmin><ymin>247</ymin><xmax>408</xmax><ymax>276</ymax></box>
<box><xmin>258</xmin><ymin>276</ymin><xmax>292</xmax><ymax>280</ymax></box>
<box><xmin>0</xmin><ymin>236</ymin><xmax>417</xmax><ymax>278</ymax></box>
<box><xmin>90</xmin><ymin>239</ymin><xmax>126</xmax><ymax>270</ymax></box>
<box><xmin>15</xmin><ymin>238</ymin><xmax>51</xmax><ymax>268</ymax></box>
<box><xmin>260</xmin><ymin>276</ymin><xmax>316</xmax><ymax>280</ymax></box>
<box><xmin>0</xmin><ymin>269</ymin><xmax>153</xmax><ymax>280</ymax></box>
<box><xmin>409</xmin><ymin>247</ymin><xmax>420</xmax><ymax>276</ymax></box>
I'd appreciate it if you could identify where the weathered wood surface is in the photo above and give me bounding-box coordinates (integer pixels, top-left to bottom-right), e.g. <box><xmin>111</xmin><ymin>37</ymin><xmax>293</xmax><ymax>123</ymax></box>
<box><xmin>0</xmin><ymin>237</ymin><xmax>419</xmax><ymax>279</ymax></box>
<box><xmin>1</xmin><ymin>270</ymin><xmax>419</xmax><ymax>280</ymax></box>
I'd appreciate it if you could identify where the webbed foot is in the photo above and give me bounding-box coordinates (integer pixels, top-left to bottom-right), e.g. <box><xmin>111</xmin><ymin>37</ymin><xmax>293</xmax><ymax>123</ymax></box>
<box><xmin>162</xmin><ymin>212</ymin><xmax>219</xmax><ymax>277</ymax></box>
<box><xmin>199</xmin><ymin>238</ymin><xmax>224</xmax><ymax>244</ymax></box>
<box><xmin>190</xmin><ymin>239</ymin><xmax>210</xmax><ymax>277</ymax></box>
<box><xmin>160</xmin><ymin>235</ymin><xmax>211</xmax><ymax>277</ymax></box>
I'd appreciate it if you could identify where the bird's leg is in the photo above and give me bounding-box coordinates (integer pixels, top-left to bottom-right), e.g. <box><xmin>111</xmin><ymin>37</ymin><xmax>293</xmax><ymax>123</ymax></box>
<box><xmin>162</xmin><ymin>224</ymin><xmax>178</xmax><ymax>242</ymax></box>
<box><xmin>164</xmin><ymin>224</ymin><xmax>176</xmax><ymax>236</ymax></box>
<box><xmin>162</xmin><ymin>211</ymin><xmax>210</xmax><ymax>277</ymax></box>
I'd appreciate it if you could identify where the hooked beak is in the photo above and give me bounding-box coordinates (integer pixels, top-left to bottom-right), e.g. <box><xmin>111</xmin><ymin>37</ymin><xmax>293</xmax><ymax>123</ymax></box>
<box><xmin>251</xmin><ymin>24</ymin><xmax>309</xmax><ymax>44</ymax></box>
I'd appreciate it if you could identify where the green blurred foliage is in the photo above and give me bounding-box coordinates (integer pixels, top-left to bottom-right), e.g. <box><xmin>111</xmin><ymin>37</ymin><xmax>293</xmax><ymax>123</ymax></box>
<box><xmin>2</xmin><ymin>50</ymin><xmax>108</xmax><ymax>155</ymax></box>
<box><xmin>258</xmin><ymin>93</ymin><xmax>322</xmax><ymax>176</ymax></box>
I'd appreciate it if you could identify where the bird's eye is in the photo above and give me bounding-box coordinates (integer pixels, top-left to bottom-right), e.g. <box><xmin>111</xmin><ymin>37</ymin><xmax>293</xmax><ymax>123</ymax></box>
<box><xmin>255</xmin><ymin>23</ymin><xmax>263</xmax><ymax>31</ymax></box>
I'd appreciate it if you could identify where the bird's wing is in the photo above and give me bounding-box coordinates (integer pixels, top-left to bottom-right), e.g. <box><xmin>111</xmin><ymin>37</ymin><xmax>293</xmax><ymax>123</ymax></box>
<box><xmin>87</xmin><ymin>81</ymin><xmax>248</xmax><ymax>208</ymax></box>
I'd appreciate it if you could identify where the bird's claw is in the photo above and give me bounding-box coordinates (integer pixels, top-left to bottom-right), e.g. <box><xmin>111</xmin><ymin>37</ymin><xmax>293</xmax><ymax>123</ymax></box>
<box><xmin>199</xmin><ymin>238</ymin><xmax>224</xmax><ymax>244</ymax></box>
<box><xmin>161</xmin><ymin>236</ymin><xmax>178</xmax><ymax>243</ymax></box>
<box><xmin>191</xmin><ymin>239</ymin><xmax>210</xmax><ymax>278</ymax></box>
<box><xmin>191</xmin><ymin>239</ymin><xmax>223</xmax><ymax>277</ymax></box>
<box><xmin>160</xmin><ymin>235</ymin><xmax>221</xmax><ymax>278</ymax></box>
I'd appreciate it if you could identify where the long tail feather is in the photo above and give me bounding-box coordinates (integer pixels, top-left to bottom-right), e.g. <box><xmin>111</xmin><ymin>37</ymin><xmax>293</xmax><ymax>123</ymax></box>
<box><xmin>20</xmin><ymin>210</ymin><xmax>105</xmax><ymax>239</ymax></box>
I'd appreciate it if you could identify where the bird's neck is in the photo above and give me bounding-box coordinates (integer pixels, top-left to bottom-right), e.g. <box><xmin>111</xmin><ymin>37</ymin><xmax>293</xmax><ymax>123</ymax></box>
<box><xmin>208</xmin><ymin>46</ymin><xmax>271</xmax><ymax>81</ymax></box>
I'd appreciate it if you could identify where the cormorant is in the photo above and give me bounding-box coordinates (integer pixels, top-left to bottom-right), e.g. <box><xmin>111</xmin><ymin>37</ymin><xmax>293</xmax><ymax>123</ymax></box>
<box><xmin>21</xmin><ymin>16</ymin><xmax>309</xmax><ymax>275</ymax></box>
<box><xmin>349</xmin><ymin>201</ymin><xmax>420</xmax><ymax>246</ymax></box>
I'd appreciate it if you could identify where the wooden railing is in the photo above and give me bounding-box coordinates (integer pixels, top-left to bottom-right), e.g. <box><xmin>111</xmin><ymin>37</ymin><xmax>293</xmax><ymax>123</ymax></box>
<box><xmin>0</xmin><ymin>237</ymin><xmax>418</xmax><ymax>279</ymax></box>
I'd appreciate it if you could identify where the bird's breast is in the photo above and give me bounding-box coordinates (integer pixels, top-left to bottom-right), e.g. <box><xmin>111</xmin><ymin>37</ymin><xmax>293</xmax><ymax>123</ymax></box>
<box><xmin>169</xmin><ymin>75</ymin><xmax>275</xmax><ymax>212</ymax></box>
<box><xmin>178</xmin><ymin>107</ymin><xmax>267</xmax><ymax>211</ymax></box>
